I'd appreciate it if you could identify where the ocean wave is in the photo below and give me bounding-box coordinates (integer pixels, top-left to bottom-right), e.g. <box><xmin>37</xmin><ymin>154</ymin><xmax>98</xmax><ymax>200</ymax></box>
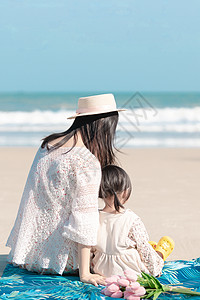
<box><xmin>0</xmin><ymin>107</ymin><xmax>200</xmax><ymax>133</ymax></box>
<box><xmin>1</xmin><ymin>135</ymin><xmax>200</xmax><ymax>148</ymax></box>
<box><xmin>0</xmin><ymin>110</ymin><xmax>72</xmax><ymax>125</ymax></box>
<box><xmin>0</xmin><ymin>107</ymin><xmax>200</xmax><ymax>147</ymax></box>
<box><xmin>0</xmin><ymin>124</ymin><xmax>200</xmax><ymax>133</ymax></box>
<box><xmin>119</xmin><ymin>107</ymin><xmax>200</xmax><ymax>123</ymax></box>
<box><xmin>125</xmin><ymin>138</ymin><xmax>200</xmax><ymax>148</ymax></box>
<box><xmin>0</xmin><ymin>107</ymin><xmax>200</xmax><ymax>124</ymax></box>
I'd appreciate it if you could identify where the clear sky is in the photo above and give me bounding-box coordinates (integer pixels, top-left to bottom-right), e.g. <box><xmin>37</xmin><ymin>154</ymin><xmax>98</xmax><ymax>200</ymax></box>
<box><xmin>0</xmin><ymin>0</ymin><xmax>199</xmax><ymax>92</ymax></box>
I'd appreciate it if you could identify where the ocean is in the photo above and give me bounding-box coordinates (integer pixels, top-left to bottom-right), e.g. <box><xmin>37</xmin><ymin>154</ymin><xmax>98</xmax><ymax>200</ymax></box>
<box><xmin>0</xmin><ymin>92</ymin><xmax>200</xmax><ymax>148</ymax></box>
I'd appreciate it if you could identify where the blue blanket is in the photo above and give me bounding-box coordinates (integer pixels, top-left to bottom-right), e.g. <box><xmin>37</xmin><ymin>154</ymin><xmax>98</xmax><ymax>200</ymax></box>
<box><xmin>0</xmin><ymin>258</ymin><xmax>200</xmax><ymax>299</ymax></box>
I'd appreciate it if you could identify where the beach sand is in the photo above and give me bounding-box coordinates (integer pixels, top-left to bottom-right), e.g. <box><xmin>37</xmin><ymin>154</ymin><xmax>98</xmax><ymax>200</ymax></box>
<box><xmin>0</xmin><ymin>147</ymin><xmax>200</xmax><ymax>276</ymax></box>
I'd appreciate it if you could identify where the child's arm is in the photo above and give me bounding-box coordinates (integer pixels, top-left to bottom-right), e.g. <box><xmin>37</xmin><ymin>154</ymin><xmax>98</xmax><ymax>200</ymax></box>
<box><xmin>78</xmin><ymin>243</ymin><xmax>105</xmax><ymax>286</ymax></box>
<box><xmin>128</xmin><ymin>217</ymin><xmax>164</xmax><ymax>277</ymax></box>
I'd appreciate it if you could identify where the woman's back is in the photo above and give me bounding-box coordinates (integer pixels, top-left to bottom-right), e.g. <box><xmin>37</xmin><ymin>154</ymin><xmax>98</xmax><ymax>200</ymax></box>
<box><xmin>6</xmin><ymin>146</ymin><xmax>102</xmax><ymax>275</ymax></box>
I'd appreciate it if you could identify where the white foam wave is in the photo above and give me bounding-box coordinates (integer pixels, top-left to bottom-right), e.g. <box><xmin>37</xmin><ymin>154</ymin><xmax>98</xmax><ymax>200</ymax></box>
<box><xmin>0</xmin><ymin>110</ymin><xmax>73</xmax><ymax>125</ymax></box>
<box><xmin>0</xmin><ymin>124</ymin><xmax>200</xmax><ymax>133</ymax></box>
<box><xmin>119</xmin><ymin>107</ymin><xmax>200</xmax><ymax>123</ymax></box>
<box><xmin>117</xmin><ymin>124</ymin><xmax>200</xmax><ymax>133</ymax></box>
<box><xmin>125</xmin><ymin>138</ymin><xmax>200</xmax><ymax>148</ymax></box>
<box><xmin>1</xmin><ymin>107</ymin><xmax>200</xmax><ymax>133</ymax></box>
<box><xmin>1</xmin><ymin>135</ymin><xmax>200</xmax><ymax>148</ymax></box>
<box><xmin>0</xmin><ymin>107</ymin><xmax>200</xmax><ymax>126</ymax></box>
<box><xmin>1</xmin><ymin>107</ymin><xmax>200</xmax><ymax>147</ymax></box>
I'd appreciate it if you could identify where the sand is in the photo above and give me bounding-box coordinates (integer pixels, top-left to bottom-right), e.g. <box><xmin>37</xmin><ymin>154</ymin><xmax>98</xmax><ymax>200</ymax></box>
<box><xmin>0</xmin><ymin>147</ymin><xmax>200</xmax><ymax>276</ymax></box>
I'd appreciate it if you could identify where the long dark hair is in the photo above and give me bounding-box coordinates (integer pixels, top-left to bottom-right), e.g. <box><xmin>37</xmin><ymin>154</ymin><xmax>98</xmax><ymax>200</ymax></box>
<box><xmin>99</xmin><ymin>165</ymin><xmax>132</xmax><ymax>212</ymax></box>
<box><xmin>41</xmin><ymin>111</ymin><xmax>119</xmax><ymax>168</ymax></box>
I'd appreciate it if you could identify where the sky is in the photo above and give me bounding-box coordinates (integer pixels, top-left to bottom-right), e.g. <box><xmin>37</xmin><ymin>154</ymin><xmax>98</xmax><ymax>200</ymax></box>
<box><xmin>0</xmin><ymin>0</ymin><xmax>199</xmax><ymax>92</ymax></box>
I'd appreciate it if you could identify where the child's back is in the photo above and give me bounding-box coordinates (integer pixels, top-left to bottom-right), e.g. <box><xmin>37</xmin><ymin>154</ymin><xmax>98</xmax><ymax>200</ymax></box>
<box><xmin>92</xmin><ymin>208</ymin><xmax>164</xmax><ymax>277</ymax></box>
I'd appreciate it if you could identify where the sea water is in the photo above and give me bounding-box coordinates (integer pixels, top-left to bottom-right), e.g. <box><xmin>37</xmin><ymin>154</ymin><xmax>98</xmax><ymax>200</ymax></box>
<box><xmin>0</xmin><ymin>92</ymin><xmax>200</xmax><ymax>148</ymax></box>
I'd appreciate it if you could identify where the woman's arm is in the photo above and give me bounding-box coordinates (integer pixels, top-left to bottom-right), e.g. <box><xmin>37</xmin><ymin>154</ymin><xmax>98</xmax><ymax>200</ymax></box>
<box><xmin>78</xmin><ymin>243</ymin><xmax>105</xmax><ymax>286</ymax></box>
<box><xmin>62</xmin><ymin>154</ymin><xmax>105</xmax><ymax>285</ymax></box>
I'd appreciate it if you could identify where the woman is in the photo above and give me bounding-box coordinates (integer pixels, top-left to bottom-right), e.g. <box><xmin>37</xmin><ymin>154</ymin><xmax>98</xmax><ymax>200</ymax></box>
<box><xmin>6</xmin><ymin>93</ymin><xmax>126</xmax><ymax>286</ymax></box>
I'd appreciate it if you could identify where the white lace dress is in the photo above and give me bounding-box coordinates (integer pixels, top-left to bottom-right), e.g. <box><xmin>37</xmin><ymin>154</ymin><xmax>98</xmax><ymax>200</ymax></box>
<box><xmin>91</xmin><ymin>209</ymin><xmax>164</xmax><ymax>277</ymax></box>
<box><xmin>6</xmin><ymin>146</ymin><xmax>102</xmax><ymax>275</ymax></box>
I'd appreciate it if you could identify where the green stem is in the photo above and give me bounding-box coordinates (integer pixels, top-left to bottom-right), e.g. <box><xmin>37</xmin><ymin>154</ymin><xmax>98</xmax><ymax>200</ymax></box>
<box><xmin>163</xmin><ymin>285</ymin><xmax>200</xmax><ymax>296</ymax></box>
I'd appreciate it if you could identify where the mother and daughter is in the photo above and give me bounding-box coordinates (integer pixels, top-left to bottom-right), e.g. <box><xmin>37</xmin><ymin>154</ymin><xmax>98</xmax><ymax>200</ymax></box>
<box><xmin>6</xmin><ymin>94</ymin><xmax>174</xmax><ymax>287</ymax></box>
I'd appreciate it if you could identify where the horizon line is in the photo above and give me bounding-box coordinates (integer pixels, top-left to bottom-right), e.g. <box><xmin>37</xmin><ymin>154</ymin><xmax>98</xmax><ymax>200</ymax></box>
<box><xmin>0</xmin><ymin>90</ymin><xmax>200</xmax><ymax>94</ymax></box>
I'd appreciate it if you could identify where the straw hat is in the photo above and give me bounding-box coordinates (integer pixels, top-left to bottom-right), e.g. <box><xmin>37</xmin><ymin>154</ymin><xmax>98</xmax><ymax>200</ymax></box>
<box><xmin>67</xmin><ymin>93</ymin><xmax>126</xmax><ymax>119</ymax></box>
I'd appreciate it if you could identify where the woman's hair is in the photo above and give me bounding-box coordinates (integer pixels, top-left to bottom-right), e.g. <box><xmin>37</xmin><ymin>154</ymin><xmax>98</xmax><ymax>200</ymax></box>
<box><xmin>99</xmin><ymin>165</ymin><xmax>132</xmax><ymax>212</ymax></box>
<box><xmin>41</xmin><ymin>111</ymin><xmax>119</xmax><ymax>168</ymax></box>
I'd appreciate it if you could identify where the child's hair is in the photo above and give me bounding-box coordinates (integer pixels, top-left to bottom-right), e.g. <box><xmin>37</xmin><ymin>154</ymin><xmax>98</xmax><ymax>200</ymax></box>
<box><xmin>99</xmin><ymin>165</ymin><xmax>132</xmax><ymax>212</ymax></box>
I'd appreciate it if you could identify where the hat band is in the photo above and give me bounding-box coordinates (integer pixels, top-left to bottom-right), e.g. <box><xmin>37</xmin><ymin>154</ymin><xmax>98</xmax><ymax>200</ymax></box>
<box><xmin>76</xmin><ymin>104</ymin><xmax>116</xmax><ymax>114</ymax></box>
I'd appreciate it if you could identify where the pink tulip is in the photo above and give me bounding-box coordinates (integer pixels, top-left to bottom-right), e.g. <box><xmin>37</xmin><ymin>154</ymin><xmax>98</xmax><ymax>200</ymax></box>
<box><xmin>111</xmin><ymin>290</ymin><xmax>123</xmax><ymax>298</ymax></box>
<box><xmin>124</xmin><ymin>291</ymin><xmax>141</xmax><ymax>299</ymax></box>
<box><xmin>124</xmin><ymin>269</ymin><xmax>138</xmax><ymax>282</ymax></box>
<box><xmin>101</xmin><ymin>288</ymin><xmax>107</xmax><ymax>295</ymax></box>
<box><xmin>118</xmin><ymin>278</ymin><xmax>130</xmax><ymax>287</ymax></box>
<box><xmin>133</xmin><ymin>286</ymin><xmax>146</xmax><ymax>297</ymax></box>
<box><xmin>124</xmin><ymin>291</ymin><xmax>134</xmax><ymax>299</ymax></box>
<box><xmin>112</xmin><ymin>275</ymin><xmax>121</xmax><ymax>280</ymax></box>
<box><xmin>106</xmin><ymin>275</ymin><xmax>120</xmax><ymax>284</ymax></box>
<box><xmin>120</xmin><ymin>275</ymin><xmax>127</xmax><ymax>279</ymax></box>
<box><xmin>104</xmin><ymin>287</ymin><xmax>113</xmax><ymax>297</ymax></box>
<box><xmin>126</xmin><ymin>296</ymin><xmax>140</xmax><ymax>300</ymax></box>
<box><xmin>107</xmin><ymin>283</ymin><xmax>120</xmax><ymax>293</ymax></box>
<box><xmin>126</xmin><ymin>282</ymin><xmax>140</xmax><ymax>291</ymax></box>
<box><xmin>101</xmin><ymin>287</ymin><xmax>113</xmax><ymax>296</ymax></box>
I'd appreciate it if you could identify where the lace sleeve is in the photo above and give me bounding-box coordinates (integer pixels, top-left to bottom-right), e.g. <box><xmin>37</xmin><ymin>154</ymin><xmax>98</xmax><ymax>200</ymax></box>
<box><xmin>128</xmin><ymin>217</ymin><xmax>164</xmax><ymax>277</ymax></box>
<box><xmin>63</xmin><ymin>155</ymin><xmax>101</xmax><ymax>246</ymax></box>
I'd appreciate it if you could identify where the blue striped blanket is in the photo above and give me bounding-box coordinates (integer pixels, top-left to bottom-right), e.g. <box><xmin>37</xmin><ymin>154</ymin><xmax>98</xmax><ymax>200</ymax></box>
<box><xmin>0</xmin><ymin>258</ymin><xmax>200</xmax><ymax>299</ymax></box>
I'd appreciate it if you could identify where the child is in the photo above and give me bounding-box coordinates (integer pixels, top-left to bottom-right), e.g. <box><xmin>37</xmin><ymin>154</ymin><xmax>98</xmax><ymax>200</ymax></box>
<box><xmin>91</xmin><ymin>165</ymin><xmax>174</xmax><ymax>278</ymax></box>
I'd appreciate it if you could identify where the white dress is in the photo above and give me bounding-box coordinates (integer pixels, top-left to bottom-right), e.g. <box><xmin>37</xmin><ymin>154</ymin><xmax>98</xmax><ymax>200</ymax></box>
<box><xmin>91</xmin><ymin>209</ymin><xmax>164</xmax><ymax>277</ymax></box>
<box><xmin>6</xmin><ymin>146</ymin><xmax>102</xmax><ymax>275</ymax></box>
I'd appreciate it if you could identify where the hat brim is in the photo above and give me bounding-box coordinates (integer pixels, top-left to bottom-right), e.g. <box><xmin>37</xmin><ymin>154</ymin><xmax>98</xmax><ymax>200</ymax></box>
<box><xmin>67</xmin><ymin>109</ymin><xmax>127</xmax><ymax>119</ymax></box>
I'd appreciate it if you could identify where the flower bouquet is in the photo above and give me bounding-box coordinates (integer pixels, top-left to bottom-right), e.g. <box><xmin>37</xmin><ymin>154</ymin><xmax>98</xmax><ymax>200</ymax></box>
<box><xmin>101</xmin><ymin>270</ymin><xmax>200</xmax><ymax>299</ymax></box>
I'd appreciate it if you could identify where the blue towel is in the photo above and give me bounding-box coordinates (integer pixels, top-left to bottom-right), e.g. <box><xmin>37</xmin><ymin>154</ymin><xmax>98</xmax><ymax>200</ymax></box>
<box><xmin>0</xmin><ymin>258</ymin><xmax>200</xmax><ymax>299</ymax></box>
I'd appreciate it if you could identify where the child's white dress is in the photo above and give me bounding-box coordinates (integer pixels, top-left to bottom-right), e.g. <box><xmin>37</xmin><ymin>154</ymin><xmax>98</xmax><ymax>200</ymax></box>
<box><xmin>91</xmin><ymin>209</ymin><xmax>164</xmax><ymax>277</ymax></box>
<box><xmin>6</xmin><ymin>146</ymin><xmax>101</xmax><ymax>275</ymax></box>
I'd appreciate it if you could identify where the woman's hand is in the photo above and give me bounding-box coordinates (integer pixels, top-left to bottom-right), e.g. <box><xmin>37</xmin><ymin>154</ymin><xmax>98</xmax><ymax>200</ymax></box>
<box><xmin>78</xmin><ymin>243</ymin><xmax>106</xmax><ymax>286</ymax></box>
<box><xmin>80</xmin><ymin>273</ymin><xmax>106</xmax><ymax>286</ymax></box>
